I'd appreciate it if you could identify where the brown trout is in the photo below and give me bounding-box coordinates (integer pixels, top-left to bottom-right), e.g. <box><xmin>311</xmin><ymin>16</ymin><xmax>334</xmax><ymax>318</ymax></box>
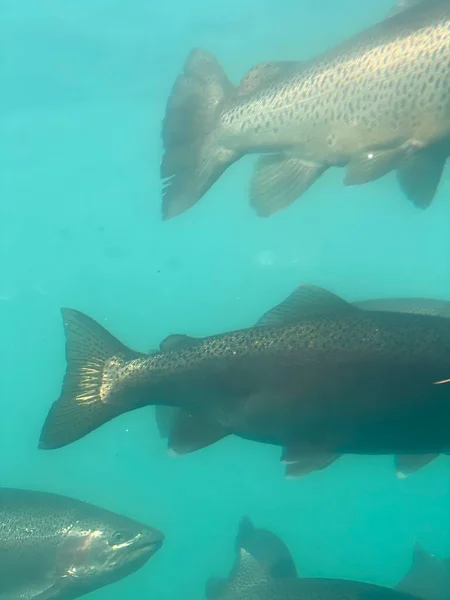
<box><xmin>39</xmin><ymin>284</ymin><xmax>450</xmax><ymax>479</ymax></box>
<box><xmin>161</xmin><ymin>0</ymin><xmax>450</xmax><ymax>219</ymax></box>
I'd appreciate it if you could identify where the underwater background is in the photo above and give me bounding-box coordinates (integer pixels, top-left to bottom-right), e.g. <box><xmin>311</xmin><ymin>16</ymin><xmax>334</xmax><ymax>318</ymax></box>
<box><xmin>2</xmin><ymin>0</ymin><xmax>450</xmax><ymax>599</ymax></box>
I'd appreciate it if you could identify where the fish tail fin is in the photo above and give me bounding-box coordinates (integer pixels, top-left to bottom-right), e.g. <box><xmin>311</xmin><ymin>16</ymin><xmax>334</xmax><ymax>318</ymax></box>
<box><xmin>39</xmin><ymin>308</ymin><xmax>142</xmax><ymax>450</ymax></box>
<box><xmin>161</xmin><ymin>48</ymin><xmax>239</xmax><ymax>219</ymax></box>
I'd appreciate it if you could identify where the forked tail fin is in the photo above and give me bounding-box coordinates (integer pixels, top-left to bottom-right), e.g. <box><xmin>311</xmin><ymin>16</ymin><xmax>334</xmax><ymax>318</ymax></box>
<box><xmin>161</xmin><ymin>48</ymin><xmax>238</xmax><ymax>220</ymax></box>
<box><xmin>39</xmin><ymin>308</ymin><xmax>143</xmax><ymax>450</ymax></box>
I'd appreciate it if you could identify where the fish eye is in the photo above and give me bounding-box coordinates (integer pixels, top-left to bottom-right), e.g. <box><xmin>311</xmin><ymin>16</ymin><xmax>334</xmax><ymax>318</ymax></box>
<box><xmin>111</xmin><ymin>531</ymin><xmax>128</xmax><ymax>545</ymax></box>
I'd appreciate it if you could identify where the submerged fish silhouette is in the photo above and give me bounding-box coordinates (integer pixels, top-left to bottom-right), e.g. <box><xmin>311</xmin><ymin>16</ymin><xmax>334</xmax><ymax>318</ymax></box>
<box><xmin>39</xmin><ymin>284</ymin><xmax>450</xmax><ymax>479</ymax></box>
<box><xmin>161</xmin><ymin>0</ymin><xmax>450</xmax><ymax>219</ymax></box>
<box><xmin>0</xmin><ymin>487</ymin><xmax>164</xmax><ymax>600</ymax></box>
<box><xmin>207</xmin><ymin>517</ymin><xmax>450</xmax><ymax>600</ymax></box>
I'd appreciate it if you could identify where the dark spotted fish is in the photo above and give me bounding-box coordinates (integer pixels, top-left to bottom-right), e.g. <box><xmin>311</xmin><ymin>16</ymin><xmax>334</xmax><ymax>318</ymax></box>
<box><xmin>161</xmin><ymin>0</ymin><xmax>450</xmax><ymax>219</ymax></box>
<box><xmin>0</xmin><ymin>487</ymin><xmax>164</xmax><ymax>600</ymax></box>
<box><xmin>38</xmin><ymin>284</ymin><xmax>450</xmax><ymax>479</ymax></box>
<box><xmin>212</xmin><ymin>545</ymin><xmax>423</xmax><ymax>600</ymax></box>
<box><xmin>154</xmin><ymin>295</ymin><xmax>450</xmax><ymax>448</ymax></box>
<box><xmin>206</xmin><ymin>516</ymin><xmax>297</xmax><ymax>600</ymax></box>
<box><xmin>210</xmin><ymin>519</ymin><xmax>449</xmax><ymax>600</ymax></box>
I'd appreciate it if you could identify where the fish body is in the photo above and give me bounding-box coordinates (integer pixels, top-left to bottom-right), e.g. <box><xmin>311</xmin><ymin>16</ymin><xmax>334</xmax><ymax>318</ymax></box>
<box><xmin>352</xmin><ymin>297</ymin><xmax>450</xmax><ymax>316</ymax></box>
<box><xmin>0</xmin><ymin>487</ymin><xmax>164</xmax><ymax>600</ymax></box>
<box><xmin>216</xmin><ymin>545</ymin><xmax>422</xmax><ymax>600</ymax></box>
<box><xmin>161</xmin><ymin>0</ymin><xmax>450</xmax><ymax>219</ymax></box>
<box><xmin>211</xmin><ymin>518</ymin><xmax>450</xmax><ymax>600</ymax></box>
<box><xmin>39</xmin><ymin>285</ymin><xmax>450</xmax><ymax>478</ymax></box>
<box><xmin>223</xmin><ymin>575</ymin><xmax>422</xmax><ymax>600</ymax></box>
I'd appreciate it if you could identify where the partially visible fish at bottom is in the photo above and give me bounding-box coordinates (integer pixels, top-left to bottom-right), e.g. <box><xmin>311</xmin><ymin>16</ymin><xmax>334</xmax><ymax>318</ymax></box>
<box><xmin>209</xmin><ymin>517</ymin><xmax>450</xmax><ymax>600</ymax></box>
<box><xmin>0</xmin><ymin>487</ymin><xmax>164</xmax><ymax>600</ymax></box>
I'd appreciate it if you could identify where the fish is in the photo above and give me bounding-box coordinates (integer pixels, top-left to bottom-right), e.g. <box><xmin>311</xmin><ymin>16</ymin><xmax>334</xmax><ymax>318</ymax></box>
<box><xmin>209</xmin><ymin>518</ymin><xmax>450</xmax><ymax>600</ymax></box>
<box><xmin>160</xmin><ymin>0</ymin><xmax>450</xmax><ymax>220</ymax></box>
<box><xmin>0</xmin><ymin>487</ymin><xmax>164</xmax><ymax>600</ymax></box>
<box><xmin>211</xmin><ymin>542</ymin><xmax>423</xmax><ymax>600</ymax></box>
<box><xmin>155</xmin><ymin>295</ymin><xmax>450</xmax><ymax>445</ymax></box>
<box><xmin>206</xmin><ymin>516</ymin><xmax>297</xmax><ymax>600</ymax></box>
<box><xmin>396</xmin><ymin>543</ymin><xmax>450</xmax><ymax>600</ymax></box>
<box><xmin>38</xmin><ymin>283</ymin><xmax>450</xmax><ymax>479</ymax></box>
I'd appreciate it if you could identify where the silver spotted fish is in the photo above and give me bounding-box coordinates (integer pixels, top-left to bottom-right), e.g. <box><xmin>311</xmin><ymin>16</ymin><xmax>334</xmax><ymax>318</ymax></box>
<box><xmin>0</xmin><ymin>487</ymin><xmax>164</xmax><ymax>600</ymax></box>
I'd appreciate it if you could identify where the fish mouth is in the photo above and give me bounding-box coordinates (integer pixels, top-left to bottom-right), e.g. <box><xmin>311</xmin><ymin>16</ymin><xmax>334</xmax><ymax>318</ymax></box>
<box><xmin>134</xmin><ymin>536</ymin><xmax>164</xmax><ymax>558</ymax></box>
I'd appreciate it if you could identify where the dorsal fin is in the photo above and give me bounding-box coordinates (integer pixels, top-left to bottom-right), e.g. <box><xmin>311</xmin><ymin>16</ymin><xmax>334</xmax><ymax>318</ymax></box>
<box><xmin>159</xmin><ymin>333</ymin><xmax>201</xmax><ymax>352</ymax></box>
<box><xmin>235</xmin><ymin>516</ymin><xmax>297</xmax><ymax>579</ymax></box>
<box><xmin>238</xmin><ymin>61</ymin><xmax>302</xmax><ymax>96</ymax></box>
<box><xmin>256</xmin><ymin>284</ymin><xmax>358</xmax><ymax>327</ymax></box>
<box><xmin>228</xmin><ymin>548</ymin><xmax>271</xmax><ymax>593</ymax></box>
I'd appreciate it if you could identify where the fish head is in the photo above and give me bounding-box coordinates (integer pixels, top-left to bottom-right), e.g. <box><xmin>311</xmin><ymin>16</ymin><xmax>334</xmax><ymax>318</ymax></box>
<box><xmin>57</xmin><ymin>507</ymin><xmax>164</xmax><ymax>591</ymax></box>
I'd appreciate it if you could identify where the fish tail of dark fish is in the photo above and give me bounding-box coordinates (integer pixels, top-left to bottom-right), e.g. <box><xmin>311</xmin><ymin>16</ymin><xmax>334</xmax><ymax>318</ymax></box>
<box><xmin>160</xmin><ymin>48</ymin><xmax>239</xmax><ymax>220</ymax></box>
<box><xmin>39</xmin><ymin>308</ymin><xmax>142</xmax><ymax>450</ymax></box>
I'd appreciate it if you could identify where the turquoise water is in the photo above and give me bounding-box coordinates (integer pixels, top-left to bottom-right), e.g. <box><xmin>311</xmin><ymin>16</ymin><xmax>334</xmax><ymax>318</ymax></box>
<box><xmin>2</xmin><ymin>1</ymin><xmax>450</xmax><ymax>600</ymax></box>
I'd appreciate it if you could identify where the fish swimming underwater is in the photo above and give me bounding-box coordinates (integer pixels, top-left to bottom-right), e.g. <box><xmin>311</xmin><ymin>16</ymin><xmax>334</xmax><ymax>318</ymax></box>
<box><xmin>0</xmin><ymin>487</ymin><xmax>164</xmax><ymax>600</ymax></box>
<box><xmin>161</xmin><ymin>0</ymin><xmax>450</xmax><ymax>219</ymax></box>
<box><xmin>39</xmin><ymin>284</ymin><xmax>450</xmax><ymax>479</ymax></box>
<box><xmin>155</xmin><ymin>295</ymin><xmax>450</xmax><ymax>444</ymax></box>
<box><xmin>207</xmin><ymin>517</ymin><xmax>450</xmax><ymax>600</ymax></box>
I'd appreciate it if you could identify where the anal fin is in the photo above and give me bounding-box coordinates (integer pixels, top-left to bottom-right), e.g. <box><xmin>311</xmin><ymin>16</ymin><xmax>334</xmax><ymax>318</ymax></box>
<box><xmin>397</xmin><ymin>144</ymin><xmax>447</xmax><ymax>209</ymax></box>
<box><xmin>169</xmin><ymin>410</ymin><xmax>228</xmax><ymax>455</ymax></box>
<box><xmin>395</xmin><ymin>454</ymin><xmax>439</xmax><ymax>479</ymax></box>
<box><xmin>154</xmin><ymin>406</ymin><xmax>178</xmax><ymax>439</ymax></box>
<box><xmin>250</xmin><ymin>154</ymin><xmax>326</xmax><ymax>217</ymax></box>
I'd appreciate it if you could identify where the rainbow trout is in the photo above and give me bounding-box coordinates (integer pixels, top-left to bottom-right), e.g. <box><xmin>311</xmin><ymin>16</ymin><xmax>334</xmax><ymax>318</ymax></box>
<box><xmin>208</xmin><ymin>517</ymin><xmax>450</xmax><ymax>600</ymax></box>
<box><xmin>38</xmin><ymin>284</ymin><xmax>450</xmax><ymax>479</ymax></box>
<box><xmin>0</xmin><ymin>487</ymin><xmax>164</xmax><ymax>600</ymax></box>
<box><xmin>161</xmin><ymin>0</ymin><xmax>450</xmax><ymax>219</ymax></box>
